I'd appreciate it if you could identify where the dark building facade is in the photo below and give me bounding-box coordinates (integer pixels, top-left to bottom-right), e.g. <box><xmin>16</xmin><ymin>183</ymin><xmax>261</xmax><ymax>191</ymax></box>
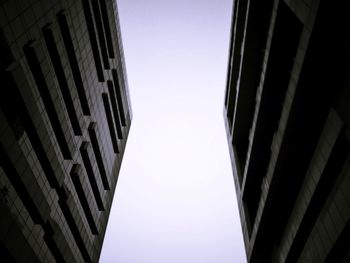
<box><xmin>0</xmin><ymin>0</ymin><xmax>132</xmax><ymax>262</ymax></box>
<box><xmin>224</xmin><ymin>0</ymin><xmax>350</xmax><ymax>262</ymax></box>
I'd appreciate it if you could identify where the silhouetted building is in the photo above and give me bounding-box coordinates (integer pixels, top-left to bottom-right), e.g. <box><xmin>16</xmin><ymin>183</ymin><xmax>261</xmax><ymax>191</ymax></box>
<box><xmin>0</xmin><ymin>0</ymin><xmax>132</xmax><ymax>261</ymax></box>
<box><xmin>224</xmin><ymin>0</ymin><xmax>350</xmax><ymax>262</ymax></box>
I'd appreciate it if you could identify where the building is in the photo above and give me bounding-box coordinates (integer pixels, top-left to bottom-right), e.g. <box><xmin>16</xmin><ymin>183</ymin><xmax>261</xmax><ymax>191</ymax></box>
<box><xmin>0</xmin><ymin>0</ymin><xmax>132</xmax><ymax>261</ymax></box>
<box><xmin>224</xmin><ymin>0</ymin><xmax>350</xmax><ymax>262</ymax></box>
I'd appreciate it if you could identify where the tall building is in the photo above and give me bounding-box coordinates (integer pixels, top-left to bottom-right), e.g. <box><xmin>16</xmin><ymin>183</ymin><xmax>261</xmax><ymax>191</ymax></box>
<box><xmin>224</xmin><ymin>0</ymin><xmax>350</xmax><ymax>262</ymax></box>
<box><xmin>0</xmin><ymin>0</ymin><xmax>132</xmax><ymax>262</ymax></box>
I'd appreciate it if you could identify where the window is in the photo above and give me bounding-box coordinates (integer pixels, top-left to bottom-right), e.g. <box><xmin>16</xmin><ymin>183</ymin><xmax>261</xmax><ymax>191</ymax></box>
<box><xmin>42</xmin><ymin>25</ymin><xmax>82</xmax><ymax>136</ymax></box>
<box><xmin>57</xmin><ymin>12</ymin><xmax>91</xmax><ymax>115</ymax></box>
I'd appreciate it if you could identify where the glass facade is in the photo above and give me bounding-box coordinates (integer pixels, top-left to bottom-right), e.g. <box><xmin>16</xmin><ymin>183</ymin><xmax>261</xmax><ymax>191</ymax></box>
<box><xmin>224</xmin><ymin>0</ymin><xmax>350</xmax><ymax>262</ymax></box>
<box><xmin>0</xmin><ymin>0</ymin><xmax>132</xmax><ymax>261</ymax></box>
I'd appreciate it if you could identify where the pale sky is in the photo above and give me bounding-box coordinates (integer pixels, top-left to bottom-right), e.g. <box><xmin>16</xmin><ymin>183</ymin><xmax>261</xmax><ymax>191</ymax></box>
<box><xmin>100</xmin><ymin>0</ymin><xmax>246</xmax><ymax>262</ymax></box>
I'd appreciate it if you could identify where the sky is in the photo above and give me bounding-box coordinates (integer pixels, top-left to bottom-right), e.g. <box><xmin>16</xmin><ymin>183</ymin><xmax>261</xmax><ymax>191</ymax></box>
<box><xmin>100</xmin><ymin>0</ymin><xmax>246</xmax><ymax>262</ymax></box>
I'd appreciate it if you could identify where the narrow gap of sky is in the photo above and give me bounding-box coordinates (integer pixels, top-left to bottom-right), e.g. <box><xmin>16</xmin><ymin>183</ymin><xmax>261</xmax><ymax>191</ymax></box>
<box><xmin>100</xmin><ymin>0</ymin><xmax>246</xmax><ymax>262</ymax></box>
